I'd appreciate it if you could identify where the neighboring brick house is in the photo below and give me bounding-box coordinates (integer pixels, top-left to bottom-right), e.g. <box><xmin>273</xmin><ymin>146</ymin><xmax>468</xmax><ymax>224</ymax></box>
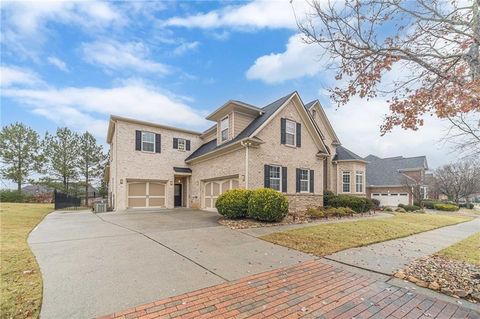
<box><xmin>365</xmin><ymin>155</ymin><xmax>429</xmax><ymax>206</ymax></box>
<box><xmin>105</xmin><ymin>92</ymin><xmax>367</xmax><ymax>212</ymax></box>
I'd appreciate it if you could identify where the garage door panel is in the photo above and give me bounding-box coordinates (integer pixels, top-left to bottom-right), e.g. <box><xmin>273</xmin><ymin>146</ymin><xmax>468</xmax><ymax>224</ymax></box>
<box><xmin>129</xmin><ymin>183</ymin><xmax>146</xmax><ymax>196</ymax></box>
<box><xmin>212</xmin><ymin>183</ymin><xmax>220</xmax><ymax>196</ymax></box>
<box><xmin>372</xmin><ymin>192</ymin><xmax>409</xmax><ymax>206</ymax></box>
<box><xmin>149</xmin><ymin>183</ymin><xmax>165</xmax><ymax>196</ymax></box>
<box><xmin>128</xmin><ymin>198</ymin><xmax>146</xmax><ymax>207</ymax></box>
<box><xmin>149</xmin><ymin>197</ymin><xmax>165</xmax><ymax>207</ymax></box>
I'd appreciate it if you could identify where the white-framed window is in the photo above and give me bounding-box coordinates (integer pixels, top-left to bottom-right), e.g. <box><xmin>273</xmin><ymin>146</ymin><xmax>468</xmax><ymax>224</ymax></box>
<box><xmin>141</xmin><ymin>132</ymin><xmax>155</xmax><ymax>152</ymax></box>
<box><xmin>300</xmin><ymin>169</ymin><xmax>310</xmax><ymax>192</ymax></box>
<box><xmin>221</xmin><ymin>116</ymin><xmax>229</xmax><ymax>142</ymax></box>
<box><xmin>355</xmin><ymin>171</ymin><xmax>364</xmax><ymax>193</ymax></box>
<box><xmin>311</xmin><ymin>109</ymin><xmax>316</xmax><ymax>119</ymax></box>
<box><xmin>285</xmin><ymin>119</ymin><xmax>296</xmax><ymax>146</ymax></box>
<box><xmin>269</xmin><ymin>165</ymin><xmax>281</xmax><ymax>191</ymax></box>
<box><xmin>420</xmin><ymin>186</ymin><xmax>428</xmax><ymax>199</ymax></box>
<box><xmin>342</xmin><ymin>171</ymin><xmax>351</xmax><ymax>193</ymax></box>
<box><xmin>177</xmin><ymin>138</ymin><xmax>186</xmax><ymax>151</ymax></box>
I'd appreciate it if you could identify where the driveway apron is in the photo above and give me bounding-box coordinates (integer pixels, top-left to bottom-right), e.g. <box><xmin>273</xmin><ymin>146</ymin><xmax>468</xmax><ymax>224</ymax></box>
<box><xmin>29</xmin><ymin>209</ymin><xmax>312</xmax><ymax>319</ymax></box>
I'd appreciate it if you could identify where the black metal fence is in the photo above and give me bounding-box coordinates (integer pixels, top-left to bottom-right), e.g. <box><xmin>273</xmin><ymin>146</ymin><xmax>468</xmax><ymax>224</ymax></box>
<box><xmin>54</xmin><ymin>190</ymin><xmax>81</xmax><ymax>210</ymax></box>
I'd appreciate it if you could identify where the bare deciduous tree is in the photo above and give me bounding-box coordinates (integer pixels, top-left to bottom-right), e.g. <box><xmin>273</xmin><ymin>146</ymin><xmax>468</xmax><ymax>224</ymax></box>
<box><xmin>299</xmin><ymin>0</ymin><xmax>479</xmax><ymax>154</ymax></box>
<box><xmin>434</xmin><ymin>160</ymin><xmax>480</xmax><ymax>203</ymax></box>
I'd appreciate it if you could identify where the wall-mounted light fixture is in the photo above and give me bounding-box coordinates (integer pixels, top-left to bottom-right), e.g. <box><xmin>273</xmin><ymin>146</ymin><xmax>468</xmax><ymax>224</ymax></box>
<box><xmin>120</xmin><ymin>179</ymin><xmax>123</xmax><ymax>184</ymax></box>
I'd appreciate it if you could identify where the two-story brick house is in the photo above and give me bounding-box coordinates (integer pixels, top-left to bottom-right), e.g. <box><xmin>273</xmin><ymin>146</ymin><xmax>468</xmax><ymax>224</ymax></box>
<box><xmin>105</xmin><ymin>92</ymin><xmax>367</xmax><ymax>212</ymax></box>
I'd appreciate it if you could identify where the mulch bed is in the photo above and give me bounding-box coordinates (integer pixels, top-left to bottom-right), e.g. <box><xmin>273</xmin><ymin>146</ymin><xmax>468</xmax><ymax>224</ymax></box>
<box><xmin>395</xmin><ymin>255</ymin><xmax>480</xmax><ymax>303</ymax></box>
<box><xmin>217</xmin><ymin>211</ymin><xmax>379</xmax><ymax>229</ymax></box>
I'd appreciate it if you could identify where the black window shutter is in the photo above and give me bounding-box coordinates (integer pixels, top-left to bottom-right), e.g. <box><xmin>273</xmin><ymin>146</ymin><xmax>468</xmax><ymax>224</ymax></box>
<box><xmin>310</xmin><ymin>170</ymin><xmax>314</xmax><ymax>193</ymax></box>
<box><xmin>282</xmin><ymin>166</ymin><xmax>287</xmax><ymax>193</ymax></box>
<box><xmin>296</xmin><ymin>168</ymin><xmax>301</xmax><ymax>193</ymax></box>
<box><xmin>173</xmin><ymin>137</ymin><xmax>178</xmax><ymax>149</ymax></box>
<box><xmin>186</xmin><ymin>140</ymin><xmax>191</xmax><ymax>151</ymax></box>
<box><xmin>135</xmin><ymin>130</ymin><xmax>141</xmax><ymax>151</ymax></box>
<box><xmin>296</xmin><ymin>123</ymin><xmax>301</xmax><ymax>147</ymax></box>
<box><xmin>280</xmin><ymin>118</ymin><xmax>286</xmax><ymax>144</ymax></box>
<box><xmin>155</xmin><ymin>134</ymin><xmax>161</xmax><ymax>153</ymax></box>
<box><xmin>264</xmin><ymin>165</ymin><xmax>270</xmax><ymax>188</ymax></box>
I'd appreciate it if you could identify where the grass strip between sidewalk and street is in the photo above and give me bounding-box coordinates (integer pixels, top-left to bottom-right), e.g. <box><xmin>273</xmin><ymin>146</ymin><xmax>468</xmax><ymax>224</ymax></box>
<box><xmin>261</xmin><ymin>213</ymin><xmax>472</xmax><ymax>257</ymax></box>
<box><xmin>1</xmin><ymin>203</ymin><xmax>53</xmax><ymax>319</ymax></box>
<box><xmin>436</xmin><ymin>232</ymin><xmax>480</xmax><ymax>265</ymax></box>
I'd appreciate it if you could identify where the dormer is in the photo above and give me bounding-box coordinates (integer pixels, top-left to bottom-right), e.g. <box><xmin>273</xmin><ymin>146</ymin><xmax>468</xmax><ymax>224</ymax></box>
<box><xmin>206</xmin><ymin>100</ymin><xmax>264</xmax><ymax>146</ymax></box>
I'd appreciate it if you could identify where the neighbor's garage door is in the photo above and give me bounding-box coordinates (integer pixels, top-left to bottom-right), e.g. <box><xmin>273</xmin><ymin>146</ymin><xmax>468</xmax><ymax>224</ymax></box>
<box><xmin>127</xmin><ymin>182</ymin><xmax>166</xmax><ymax>208</ymax></box>
<box><xmin>203</xmin><ymin>178</ymin><xmax>239</xmax><ymax>209</ymax></box>
<box><xmin>372</xmin><ymin>193</ymin><xmax>409</xmax><ymax>206</ymax></box>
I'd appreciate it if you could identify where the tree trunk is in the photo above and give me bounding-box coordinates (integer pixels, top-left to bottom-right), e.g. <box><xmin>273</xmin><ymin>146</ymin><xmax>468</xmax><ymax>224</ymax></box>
<box><xmin>17</xmin><ymin>181</ymin><xmax>21</xmax><ymax>193</ymax></box>
<box><xmin>85</xmin><ymin>177</ymin><xmax>89</xmax><ymax>206</ymax></box>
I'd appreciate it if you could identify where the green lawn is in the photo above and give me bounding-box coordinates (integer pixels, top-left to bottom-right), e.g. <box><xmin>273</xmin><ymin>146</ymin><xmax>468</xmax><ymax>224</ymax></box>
<box><xmin>261</xmin><ymin>213</ymin><xmax>472</xmax><ymax>256</ymax></box>
<box><xmin>437</xmin><ymin>232</ymin><xmax>480</xmax><ymax>265</ymax></box>
<box><xmin>1</xmin><ymin>203</ymin><xmax>53</xmax><ymax>319</ymax></box>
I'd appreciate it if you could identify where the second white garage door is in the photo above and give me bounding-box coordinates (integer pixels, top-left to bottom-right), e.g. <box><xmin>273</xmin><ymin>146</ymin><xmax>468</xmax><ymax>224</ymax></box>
<box><xmin>372</xmin><ymin>193</ymin><xmax>409</xmax><ymax>207</ymax></box>
<box><xmin>127</xmin><ymin>182</ymin><xmax>166</xmax><ymax>208</ymax></box>
<box><xmin>203</xmin><ymin>178</ymin><xmax>239</xmax><ymax>209</ymax></box>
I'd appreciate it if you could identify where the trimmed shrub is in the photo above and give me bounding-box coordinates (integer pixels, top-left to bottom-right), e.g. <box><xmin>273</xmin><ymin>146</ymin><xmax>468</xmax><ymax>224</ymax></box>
<box><xmin>398</xmin><ymin>203</ymin><xmax>405</xmax><ymax>208</ymax></box>
<box><xmin>216</xmin><ymin>189</ymin><xmax>252</xmax><ymax>219</ymax></box>
<box><xmin>323</xmin><ymin>190</ymin><xmax>335</xmax><ymax>206</ymax></box>
<box><xmin>459</xmin><ymin>203</ymin><xmax>474</xmax><ymax>209</ymax></box>
<box><xmin>422</xmin><ymin>200</ymin><xmax>440</xmax><ymax>209</ymax></box>
<box><xmin>306</xmin><ymin>207</ymin><xmax>325</xmax><ymax>219</ymax></box>
<box><xmin>247</xmin><ymin>188</ymin><xmax>289</xmax><ymax>222</ymax></box>
<box><xmin>395</xmin><ymin>207</ymin><xmax>406</xmax><ymax>213</ymax></box>
<box><xmin>383</xmin><ymin>207</ymin><xmax>394</xmax><ymax>212</ymax></box>
<box><xmin>307</xmin><ymin>207</ymin><xmax>356</xmax><ymax>219</ymax></box>
<box><xmin>434</xmin><ymin>203</ymin><xmax>459</xmax><ymax>211</ymax></box>
<box><xmin>0</xmin><ymin>189</ymin><xmax>33</xmax><ymax>203</ymax></box>
<box><xmin>401</xmin><ymin>204</ymin><xmax>421</xmax><ymax>212</ymax></box>
<box><xmin>325</xmin><ymin>194</ymin><xmax>373</xmax><ymax>213</ymax></box>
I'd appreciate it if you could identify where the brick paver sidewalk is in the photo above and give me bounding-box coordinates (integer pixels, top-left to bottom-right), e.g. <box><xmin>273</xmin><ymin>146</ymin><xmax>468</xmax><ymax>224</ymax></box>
<box><xmin>99</xmin><ymin>260</ymin><xmax>479</xmax><ymax>319</ymax></box>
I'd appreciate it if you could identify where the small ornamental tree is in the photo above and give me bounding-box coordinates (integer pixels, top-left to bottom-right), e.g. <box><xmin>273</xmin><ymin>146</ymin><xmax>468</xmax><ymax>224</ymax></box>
<box><xmin>78</xmin><ymin>132</ymin><xmax>106</xmax><ymax>205</ymax></box>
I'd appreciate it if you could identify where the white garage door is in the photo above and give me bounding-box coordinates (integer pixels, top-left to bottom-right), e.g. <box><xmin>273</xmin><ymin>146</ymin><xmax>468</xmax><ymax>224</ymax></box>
<box><xmin>372</xmin><ymin>193</ymin><xmax>409</xmax><ymax>207</ymax></box>
<box><xmin>127</xmin><ymin>182</ymin><xmax>166</xmax><ymax>208</ymax></box>
<box><xmin>203</xmin><ymin>178</ymin><xmax>239</xmax><ymax>209</ymax></box>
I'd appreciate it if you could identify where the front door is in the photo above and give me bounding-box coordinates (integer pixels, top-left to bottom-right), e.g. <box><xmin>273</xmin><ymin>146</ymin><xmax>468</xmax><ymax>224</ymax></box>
<box><xmin>174</xmin><ymin>184</ymin><xmax>182</xmax><ymax>207</ymax></box>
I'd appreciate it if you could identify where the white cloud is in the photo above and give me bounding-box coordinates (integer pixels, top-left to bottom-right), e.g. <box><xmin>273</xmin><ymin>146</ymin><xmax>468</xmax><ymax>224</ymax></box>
<box><xmin>2</xmin><ymin>83</ymin><xmax>210</xmax><ymax>138</ymax></box>
<box><xmin>47</xmin><ymin>56</ymin><xmax>69</xmax><ymax>72</ymax></box>
<box><xmin>0</xmin><ymin>65</ymin><xmax>43</xmax><ymax>87</ymax></box>
<box><xmin>81</xmin><ymin>40</ymin><xmax>170</xmax><ymax>74</ymax></box>
<box><xmin>246</xmin><ymin>34</ymin><xmax>327</xmax><ymax>84</ymax></box>
<box><xmin>173</xmin><ymin>41</ymin><xmax>200</xmax><ymax>56</ymax></box>
<box><xmin>1</xmin><ymin>1</ymin><xmax>123</xmax><ymax>35</ymax></box>
<box><xmin>323</xmin><ymin>97</ymin><xmax>455</xmax><ymax>169</ymax></box>
<box><xmin>163</xmin><ymin>0</ymin><xmax>312</xmax><ymax>30</ymax></box>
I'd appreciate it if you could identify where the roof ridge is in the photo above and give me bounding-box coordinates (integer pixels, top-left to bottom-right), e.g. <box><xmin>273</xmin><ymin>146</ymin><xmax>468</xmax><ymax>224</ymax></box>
<box><xmin>261</xmin><ymin>91</ymin><xmax>296</xmax><ymax>110</ymax></box>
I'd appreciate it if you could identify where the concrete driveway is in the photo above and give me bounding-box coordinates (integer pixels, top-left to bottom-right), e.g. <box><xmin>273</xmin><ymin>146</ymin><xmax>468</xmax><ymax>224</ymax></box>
<box><xmin>29</xmin><ymin>209</ymin><xmax>312</xmax><ymax>319</ymax></box>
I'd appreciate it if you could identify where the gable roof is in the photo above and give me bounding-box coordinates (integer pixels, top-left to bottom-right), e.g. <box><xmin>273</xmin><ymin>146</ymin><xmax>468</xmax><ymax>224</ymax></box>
<box><xmin>333</xmin><ymin>145</ymin><xmax>365</xmax><ymax>161</ymax></box>
<box><xmin>304</xmin><ymin>100</ymin><xmax>340</xmax><ymax>145</ymax></box>
<box><xmin>365</xmin><ymin>155</ymin><xmax>428</xmax><ymax>186</ymax></box>
<box><xmin>186</xmin><ymin>92</ymin><xmax>296</xmax><ymax>161</ymax></box>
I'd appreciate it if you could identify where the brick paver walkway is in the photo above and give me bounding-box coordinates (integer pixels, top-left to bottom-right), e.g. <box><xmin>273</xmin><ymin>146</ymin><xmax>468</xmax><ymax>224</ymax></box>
<box><xmin>99</xmin><ymin>260</ymin><xmax>479</xmax><ymax>319</ymax></box>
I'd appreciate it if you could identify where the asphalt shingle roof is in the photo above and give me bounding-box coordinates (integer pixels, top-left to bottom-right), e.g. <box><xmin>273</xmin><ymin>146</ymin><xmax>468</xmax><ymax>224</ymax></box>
<box><xmin>186</xmin><ymin>92</ymin><xmax>295</xmax><ymax>161</ymax></box>
<box><xmin>333</xmin><ymin>145</ymin><xmax>364</xmax><ymax>161</ymax></box>
<box><xmin>365</xmin><ymin>155</ymin><xmax>427</xmax><ymax>186</ymax></box>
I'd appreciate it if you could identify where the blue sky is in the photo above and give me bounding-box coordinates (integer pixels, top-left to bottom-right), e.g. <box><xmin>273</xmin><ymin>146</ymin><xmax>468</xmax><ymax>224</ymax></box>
<box><xmin>1</xmin><ymin>0</ymin><xmax>454</xmax><ymax>173</ymax></box>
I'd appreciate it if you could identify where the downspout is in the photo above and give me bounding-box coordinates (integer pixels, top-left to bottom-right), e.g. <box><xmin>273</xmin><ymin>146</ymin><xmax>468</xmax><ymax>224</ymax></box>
<box><xmin>241</xmin><ymin>141</ymin><xmax>250</xmax><ymax>189</ymax></box>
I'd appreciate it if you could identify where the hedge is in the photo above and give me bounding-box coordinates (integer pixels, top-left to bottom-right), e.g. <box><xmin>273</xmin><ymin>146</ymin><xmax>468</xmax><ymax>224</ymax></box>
<box><xmin>307</xmin><ymin>207</ymin><xmax>356</xmax><ymax>219</ymax></box>
<box><xmin>0</xmin><ymin>190</ymin><xmax>33</xmax><ymax>203</ymax></box>
<box><xmin>215</xmin><ymin>189</ymin><xmax>252</xmax><ymax>219</ymax></box>
<box><xmin>324</xmin><ymin>193</ymin><xmax>374</xmax><ymax>213</ymax></box>
<box><xmin>434</xmin><ymin>203</ymin><xmax>459</xmax><ymax>211</ymax></box>
<box><xmin>247</xmin><ymin>188</ymin><xmax>289</xmax><ymax>222</ymax></box>
<box><xmin>398</xmin><ymin>204</ymin><xmax>421</xmax><ymax>212</ymax></box>
<box><xmin>422</xmin><ymin>200</ymin><xmax>440</xmax><ymax>209</ymax></box>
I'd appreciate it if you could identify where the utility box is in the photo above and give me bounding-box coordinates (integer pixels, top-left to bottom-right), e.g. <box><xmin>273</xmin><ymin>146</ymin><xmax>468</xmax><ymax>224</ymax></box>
<box><xmin>94</xmin><ymin>202</ymin><xmax>107</xmax><ymax>213</ymax></box>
